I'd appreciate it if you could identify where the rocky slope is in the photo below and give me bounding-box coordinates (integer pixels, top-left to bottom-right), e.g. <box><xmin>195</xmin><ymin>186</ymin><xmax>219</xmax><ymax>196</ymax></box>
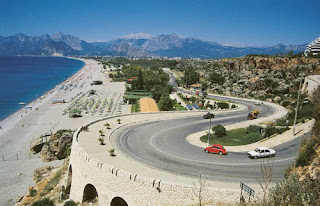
<box><xmin>40</xmin><ymin>130</ymin><xmax>73</xmax><ymax>162</ymax></box>
<box><xmin>181</xmin><ymin>56</ymin><xmax>320</xmax><ymax>99</ymax></box>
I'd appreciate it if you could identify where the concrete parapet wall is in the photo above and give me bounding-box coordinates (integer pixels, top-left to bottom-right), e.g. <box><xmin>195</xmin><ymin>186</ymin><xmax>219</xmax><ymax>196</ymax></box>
<box><xmin>302</xmin><ymin>75</ymin><xmax>320</xmax><ymax>96</ymax></box>
<box><xmin>69</xmin><ymin>111</ymin><xmax>252</xmax><ymax>205</ymax></box>
<box><xmin>70</xmin><ymin>140</ymin><xmax>243</xmax><ymax>205</ymax></box>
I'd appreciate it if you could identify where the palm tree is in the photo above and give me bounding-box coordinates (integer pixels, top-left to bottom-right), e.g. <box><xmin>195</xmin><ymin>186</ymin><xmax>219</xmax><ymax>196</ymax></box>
<box><xmin>108</xmin><ymin>148</ymin><xmax>116</xmax><ymax>156</ymax></box>
<box><xmin>104</xmin><ymin>123</ymin><xmax>111</xmax><ymax>129</ymax></box>
<box><xmin>98</xmin><ymin>137</ymin><xmax>105</xmax><ymax>145</ymax></box>
<box><xmin>99</xmin><ymin>129</ymin><xmax>104</xmax><ymax>136</ymax></box>
<box><xmin>117</xmin><ymin>119</ymin><xmax>121</xmax><ymax>124</ymax></box>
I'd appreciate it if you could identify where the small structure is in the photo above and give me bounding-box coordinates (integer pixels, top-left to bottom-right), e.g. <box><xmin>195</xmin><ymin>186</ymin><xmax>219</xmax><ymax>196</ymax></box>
<box><xmin>126</xmin><ymin>77</ymin><xmax>138</xmax><ymax>84</ymax></box>
<box><xmin>123</xmin><ymin>90</ymin><xmax>153</xmax><ymax>104</ymax></box>
<box><xmin>52</xmin><ymin>99</ymin><xmax>66</xmax><ymax>104</ymax></box>
<box><xmin>69</xmin><ymin>110</ymin><xmax>82</xmax><ymax>118</ymax></box>
<box><xmin>91</xmin><ymin>80</ymin><xmax>103</xmax><ymax>85</ymax></box>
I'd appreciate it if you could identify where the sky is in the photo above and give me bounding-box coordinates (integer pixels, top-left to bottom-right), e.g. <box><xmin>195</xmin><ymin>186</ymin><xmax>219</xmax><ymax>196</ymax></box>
<box><xmin>1</xmin><ymin>0</ymin><xmax>319</xmax><ymax>46</ymax></box>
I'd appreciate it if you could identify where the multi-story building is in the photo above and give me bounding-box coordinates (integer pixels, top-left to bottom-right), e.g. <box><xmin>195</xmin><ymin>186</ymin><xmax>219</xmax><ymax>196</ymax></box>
<box><xmin>304</xmin><ymin>36</ymin><xmax>320</xmax><ymax>56</ymax></box>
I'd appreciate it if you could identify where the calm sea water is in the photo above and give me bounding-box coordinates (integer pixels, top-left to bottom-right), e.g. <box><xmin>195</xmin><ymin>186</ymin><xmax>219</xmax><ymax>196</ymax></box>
<box><xmin>0</xmin><ymin>56</ymin><xmax>85</xmax><ymax>121</ymax></box>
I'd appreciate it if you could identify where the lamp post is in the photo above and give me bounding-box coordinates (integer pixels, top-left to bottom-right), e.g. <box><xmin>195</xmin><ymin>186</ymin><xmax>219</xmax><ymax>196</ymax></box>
<box><xmin>293</xmin><ymin>79</ymin><xmax>302</xmax><ymax>136</ymax></box>
<box><xmin>207</xmin><ymin>112</ymin><xmax>212</xmax><ymax>146</ymax></box>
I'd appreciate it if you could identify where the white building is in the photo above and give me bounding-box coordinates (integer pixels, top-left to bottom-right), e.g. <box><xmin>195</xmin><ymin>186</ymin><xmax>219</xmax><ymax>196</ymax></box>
<box><xmin>304</xmin><ymin>36</ymin><xmax>320</xmax><ymax>56</ymax></box>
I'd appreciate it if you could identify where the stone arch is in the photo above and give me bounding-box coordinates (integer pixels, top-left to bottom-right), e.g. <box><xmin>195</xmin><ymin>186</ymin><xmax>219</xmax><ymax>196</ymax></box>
<box><xmin>82</xmin><ymin>184</ymin><xmax>99</xmax><ymax>203</ymax></box>
<box><xmin>65</xmin><ymin>165</ymin><xmax>73</xmax><ymax>198</ymax></box>
<box><xmin>110</xmin><ymin>197</ymin><xmax>128</xmax><ymax>206</ymax></box>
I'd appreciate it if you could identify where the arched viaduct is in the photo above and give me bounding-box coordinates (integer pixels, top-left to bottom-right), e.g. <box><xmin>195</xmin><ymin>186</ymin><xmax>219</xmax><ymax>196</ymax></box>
<box><xmin>67</xmin><ymin>98</ymin><xmax>288</xmax><ymax>205</ymax></box>
<box><xmin>67</xmin><ymin>112</ymin><xmax>238</xmax><ymax>206</ymax></box>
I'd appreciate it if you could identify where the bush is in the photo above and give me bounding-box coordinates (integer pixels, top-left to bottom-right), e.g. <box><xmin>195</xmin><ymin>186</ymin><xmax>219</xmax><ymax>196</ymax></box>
<box><xmin>264</xmin><ymin>126</ymin><xmax>289</xmax><ymax>138</ymax></box>
<box><xmin>244</xmin><ymin>132</ymin><xmax>262</xmax><ymax>143</ymax></box>
<box><xmin>246</xmin><ymin>125</ymin><xmax>261</xmax><ymax>134</ymax></box>
<box><xmin>296</xmin><ymin>137</ymin><xmax>316</xmax><ymax>167</ymax></box>
<box><xmin>217</xmin><ymin>102</ymin><xmax>229</xmax><ymax>109</ymax></box>
<box><xmin>64</xmin><ymin>200</ymin><xmax>78</xmax><ymax>206</ymax></box>
<box><xmin>212</xmin><ymin>125</ymin><xmax>226</xmax><ymax>137</ymax></box>
<box><xmin>268</xmin><ymin>174</ymin><xmax>319</xmax><ymax>206</ymax></box>
<box><xmin>31</xmin><ymin>198</ymin><xmax>55</xmax><ymax>206</ymax></box>
<box><xmin>29</xmin><ymin>188</ymin><xmax>37</xmax><ymax>197</ymax></box>
<box><xmin>281</xmin><ymin>100</ymin><xmax>291</xmax><ymax>107</ymax></box>
<box><xmin>231</xmin><ymin>104</ymin><xmax>237</xmax><ymax>109</ymax></box>
<box><xmin>264</xmin><ymin>126</ymin><xmax>276</xmax><ymax>137</ymax></box>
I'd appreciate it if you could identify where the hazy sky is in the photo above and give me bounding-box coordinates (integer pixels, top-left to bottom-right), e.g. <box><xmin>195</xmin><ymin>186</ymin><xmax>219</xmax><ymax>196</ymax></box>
<box><xmin>1</xmin><ymin>0</ymin><xmax>319</xmax><ymax>46</ymax></box>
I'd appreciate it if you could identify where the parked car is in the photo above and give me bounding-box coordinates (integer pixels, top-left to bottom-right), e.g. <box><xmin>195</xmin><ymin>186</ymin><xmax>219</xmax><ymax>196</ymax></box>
<box><xmin>204</xmin><ymin>144</ymin><xmax>228</xmax><ymax>155</ymax></box>
<box><xmin>203</xmin><ymin>112</ymin><xmax>215</xmax><ymax>119</ymax></box>
<box><xmin>247</xmin><ymin>147</ymin><xmax>276</xmax><ymax>159</ymax></box>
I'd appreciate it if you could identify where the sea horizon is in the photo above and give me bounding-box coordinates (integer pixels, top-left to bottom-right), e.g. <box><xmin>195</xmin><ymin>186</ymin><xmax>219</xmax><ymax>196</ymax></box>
<box><xmin>0</xmin><ymin>56</ymin><xmax>85</xmax><ymax>121</ymax></box>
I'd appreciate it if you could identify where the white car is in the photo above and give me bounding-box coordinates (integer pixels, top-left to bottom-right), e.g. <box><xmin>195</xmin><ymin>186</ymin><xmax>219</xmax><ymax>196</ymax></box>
<box><xmin>248</xmin><ymin>147</ymin><xmax>276</xmax><ymax>159</ymax></box>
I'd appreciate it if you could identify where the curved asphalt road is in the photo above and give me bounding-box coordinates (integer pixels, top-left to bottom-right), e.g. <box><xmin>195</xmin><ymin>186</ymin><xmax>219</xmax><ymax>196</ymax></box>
<box><xmin>114</xmin><ymin>73</ymin><xmax>305</xmax><ymax>183</ymax></box>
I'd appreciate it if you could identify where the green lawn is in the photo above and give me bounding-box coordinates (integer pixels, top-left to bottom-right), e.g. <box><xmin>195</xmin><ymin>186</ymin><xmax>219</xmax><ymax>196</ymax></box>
<box><xmin>200</xmin><ymin>128</ymin><xmax>264</xmax><ymax>146</ymax></box>
<box><xmin>131</xmin><ymin>101</ymin><xmax>140</xmax><ymax>112</ymax></box>
<box><xmin>174</xmin><ymin>103</ymin><xmax>187</xmax><ymax>111</ymax></box>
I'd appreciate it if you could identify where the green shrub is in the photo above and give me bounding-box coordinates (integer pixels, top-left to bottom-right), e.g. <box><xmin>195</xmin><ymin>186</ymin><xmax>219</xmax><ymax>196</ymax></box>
<box><xmin>281</xmin><ymin>100</ymin><xmax>291</xmax><ymax>107</ymax></box>
<box><xmin>284</xmin><ymin>165</ymin><xmax>295</xmax><ymax>178</ymax></box>
<box><xmin>31</xmin><ymin>198</ymin><xmax>55</xmax><ymax>206</ymax></box>
<box><xmin>231</xmin><ymin>104</ymin><xmax>237</xmax><ymax>108</ymax></box>
<box><xmin>246</xmin><ymin>125</ymin><xmax>261</xmax><ymax>134</ymax></box>
<box><xmin>244</xmin><ymin>132</ymin><xmax>262</xmax><ymax>143</ymax></box>
<box><xmin>217</xmin><ymin>102</ymin><xmax>229</xmax><ymax>109</ymax></box>
<box><xmin>296</xmin><ymin>137</ymin><xmax>316</xmax><ymax>167</ymax></box>
<box><xmin>264</xmin><ymin>126</ymin><xmax>289</xmax><ymax>138</ymax></box>
<box><xmin>268</xmin><ymin>174</ymin><xmax>319</xmax><ymax>206</ymax></box>
<box><xmin>67</xmin><ymin>147</ymin><xmax>71</xmax><ymax>156</ymax></box>
<box><xmin>64</xmin><ymin>200</ymin><xmax>78</xmax><ymax>206</ymax></box>
<box><xmin>212</xmin><ymin>125</ymin><xmax>226</xmax><ymax>137</ymax></box>
<box><xmin>29</xmin><ymin>188</ymin><xmax>37</xmax><ymax>197</ymax></box>
<box><xmin>190</xmin><ymin>96</ymin><xmax>197</xmax><ymax>103</ymax></box>
<box><xmin>264</xmin><ymin>126</ymin><xmax>276</xmax><ymax>137</ymax></box>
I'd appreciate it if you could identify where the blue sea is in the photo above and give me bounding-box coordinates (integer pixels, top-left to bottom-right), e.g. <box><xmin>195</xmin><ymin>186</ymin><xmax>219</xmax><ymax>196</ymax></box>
<box><xmin>0</xmin><ymin>56</ymin><xmax>85</xmax><ymax>121</ymax></box>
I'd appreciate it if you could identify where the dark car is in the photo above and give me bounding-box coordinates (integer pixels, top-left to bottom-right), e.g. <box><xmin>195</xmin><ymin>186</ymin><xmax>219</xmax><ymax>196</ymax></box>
<box><xmin>203</xmin><ymin>112</ymin><xmax>214</xmax><ymax>119</ymax></box>
<box><xmin>204</xmin><ymin>144</ymin><xmax>228</xmax><ymax>155</ymax></box>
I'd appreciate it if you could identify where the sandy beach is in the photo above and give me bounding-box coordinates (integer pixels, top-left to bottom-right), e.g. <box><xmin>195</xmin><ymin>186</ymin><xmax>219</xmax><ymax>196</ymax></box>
<box><xmin>0</xmin><ymin>58</ymin><xmax>128</xmax><ymax>205</ymax></box>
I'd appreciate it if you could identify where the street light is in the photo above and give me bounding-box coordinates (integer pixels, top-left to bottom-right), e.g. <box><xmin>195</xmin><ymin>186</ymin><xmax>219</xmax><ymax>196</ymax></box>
<box><xmin>207</xmin><ymin>111</ymin><xmax>212</xmax><ymax>146</ymax></box>
<box><xmin>293</xmin><ymin>79</ymin><xmax>302</xmax><ymax>136</ymax></box>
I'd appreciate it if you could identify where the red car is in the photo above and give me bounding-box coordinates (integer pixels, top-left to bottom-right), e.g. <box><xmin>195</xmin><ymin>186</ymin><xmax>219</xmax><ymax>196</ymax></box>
<box><xmin>204</xmin><ymin>144</ymin><xmax>228</xmax><ymax>155</ymax></box>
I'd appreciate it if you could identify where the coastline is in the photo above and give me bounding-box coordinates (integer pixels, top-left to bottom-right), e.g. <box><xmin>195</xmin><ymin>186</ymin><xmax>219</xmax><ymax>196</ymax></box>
<box><xmin>0</xmin><ymin>57</ymin><xmax>127</xmax><ymax>205</ymax></box>
<box><xmin>0</xmin><ymin>57</ymin><xmax>96</xmax><ymax>205</ymax></box>
<box><xmin>0</xmin><ymin>56</ymin><xmax>87</xmax><ymax>136</ymax></box>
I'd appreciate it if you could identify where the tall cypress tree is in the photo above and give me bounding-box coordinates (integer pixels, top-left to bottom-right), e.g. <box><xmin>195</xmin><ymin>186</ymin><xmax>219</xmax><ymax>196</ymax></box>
<box><xmin>138</xmin><ymin>69</ymin><xmax>144</xmax><ymax>90</ymax></box>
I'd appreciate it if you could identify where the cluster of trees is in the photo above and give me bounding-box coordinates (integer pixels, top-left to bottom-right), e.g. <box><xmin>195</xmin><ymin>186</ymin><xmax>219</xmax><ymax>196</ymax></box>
<box><xmin>112</xmin><ymin>64</ymin><xmax>175</xmax><ymax>111</ymax></box>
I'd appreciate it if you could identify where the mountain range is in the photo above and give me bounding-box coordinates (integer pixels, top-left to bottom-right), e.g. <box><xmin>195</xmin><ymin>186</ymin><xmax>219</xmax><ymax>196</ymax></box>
<box><xmin>0</xmin><ymin>32</ymin><xmax>307</xmax><ymax>59</ymax></box>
